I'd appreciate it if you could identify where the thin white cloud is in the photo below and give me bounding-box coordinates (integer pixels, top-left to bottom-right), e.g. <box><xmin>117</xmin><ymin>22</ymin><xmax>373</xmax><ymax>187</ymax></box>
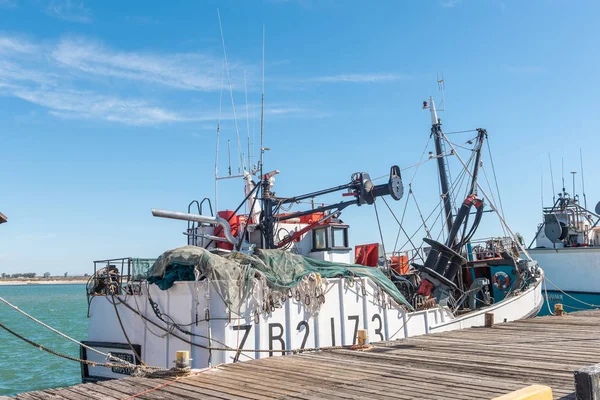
<box><xmin>0</xmin><ymin>32</ymin><xmax>320</xmax><ymax>125</ymax></box>
<box><xmin>309</xmin><ymin>73</ymin><xmax>409</xmax><ymax>84</ymax></box>
<box><xmin>51</xmin><ymin>37</ymin><xmax>226</xmax><ymax>91</ymax></box>
<box><xmin>0</xmin><ymin>60</ymin><xmax>58</xmax><ymax>86</ymax></box>
<box><xmin>11</xmin><ymin>87</ymin><xmax>221</xmax><ymax>126</ymax></box>
<box><xmin>0</xmin><ymin>36</ymin><xmax>39</xmax><ymax>55</ymax></box>
<box><xmin>45</xmin><ymin>0</ymin><xmax>92</xmax><ymax>23</ymax></box>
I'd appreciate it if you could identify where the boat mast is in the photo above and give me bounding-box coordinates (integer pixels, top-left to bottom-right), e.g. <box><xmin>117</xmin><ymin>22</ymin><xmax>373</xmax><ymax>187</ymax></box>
<box><xmin>259</xmin><ymin>25</ymin><xmax>271</xmax><ymax>249</ymax></box>
<box><xmin>468</xmin><ymin>129</ymin><xmax>486</xmax><ymax>195</ymax></box>
<box><xmin>428</xmin><ymin>96</ymin><xmax>455</xmax><ymax>245</ymax></box>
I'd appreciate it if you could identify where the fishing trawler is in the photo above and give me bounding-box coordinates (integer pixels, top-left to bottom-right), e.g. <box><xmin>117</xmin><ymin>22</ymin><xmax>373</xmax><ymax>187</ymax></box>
<box><xmin>528</xmin><ymin>174</ymin><xmax>600</xmax><ymax>314</ymax></box>
<box><xmin>80</xmin><ymin>91</ymin><xmax>543</xmax><ymax>382</ymax></box>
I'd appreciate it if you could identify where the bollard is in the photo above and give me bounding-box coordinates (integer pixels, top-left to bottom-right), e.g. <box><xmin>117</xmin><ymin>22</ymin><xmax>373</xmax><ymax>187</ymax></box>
<box><xmin>357</xmin><ymin>329</ymin><xmax>368</xmax><ymax>346</ymax></box>
<box><xmin>492</xmin><ymin>384</ymin><xmax>552</xmax><ymax>399</ymax></box>
<box><xmin>574</xmin><ymin>363</ymin><xmax>600</xmax><ymax>400</ymax></box>
<box><xmin>485</xmin><ymin>312</ymin><xmax>494</xmax><ymax>328</ymax></box>
<box><xmin>554</xmin><ymin>303</ymin><xmax>566</xmax><ymax>316</ymax></box>
<box><xmin>175</xmin><ymin>350</ymin><xmax>191</xmax><ymax>369</ymax></box>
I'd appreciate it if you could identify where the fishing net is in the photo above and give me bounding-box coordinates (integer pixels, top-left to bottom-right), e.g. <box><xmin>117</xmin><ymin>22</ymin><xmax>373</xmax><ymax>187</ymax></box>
<box><xmin>147</xmin><ymin>245</ymin><xmax>413</xmax><ymax>313</ymax></box>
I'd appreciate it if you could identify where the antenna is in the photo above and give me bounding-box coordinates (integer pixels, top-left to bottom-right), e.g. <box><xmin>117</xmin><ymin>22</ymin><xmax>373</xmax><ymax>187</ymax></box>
<box><xmin>571</xmin><ymin>171</ymin><xmax>577</xmax><ymax>200</ymax></box>
<box><xmin>259</xmin><ymin>24</ymin><xmax>265</xmax><ymax>181</ymax></box>
<box><xmin>548</xmin><ymin>153</ymin><xmax>556</xmax><ymax>203</ymax></box>
<box><xmin>580</xmin><ymin>148</ymin><xmax>588</xmax><ymax>209</ymax></box>
<box><xmin>217</xmin><ymin>9</ymin><xmax>244</xmax><ymax>174</ymax></box>
<box><xmin>252</xmin><ymin>104</ymin><xmax>256</xmax><ymax>171</ymax></box>
<box><xmin>437</xmin><ymin>73</ymin><xmax>445</xmax><ymax>111</ymax></box>
<box><xmin>215</xmin><ymin>60</ymin><xmax>225</xmax><ymax>211</ymax></box>
<box><xmin>244</xmin><ymin>71</ymin><xmax>251</xmax><ymax>172</ymax></box>
<box><xmin>227</xmin><ymin>140</ymin><xmax>232</xmax><ymax>176</ymax></box>
<box><xmin>541</xmin><ymin>165</ymin><xmax>544</xmax><ymax>210</ymax></box>
<box><xmin>561</xmin><ymin>157</ymin><xmax>565</xmax><ymax>193</ymax></box>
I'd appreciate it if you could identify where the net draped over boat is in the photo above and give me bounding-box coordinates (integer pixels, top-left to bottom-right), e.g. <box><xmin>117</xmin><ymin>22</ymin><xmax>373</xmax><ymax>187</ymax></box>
<box><xmin>147</xmin><ymin>245</ymin><xmax>413</xmax><ymax>312</ymax></box>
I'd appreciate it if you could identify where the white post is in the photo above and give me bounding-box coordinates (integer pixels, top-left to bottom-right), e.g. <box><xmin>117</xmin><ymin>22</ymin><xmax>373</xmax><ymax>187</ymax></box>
<box><xmin>429</xmin><ymin>96</ymin><xmax>439</xmax><ymax>125</ymax></box>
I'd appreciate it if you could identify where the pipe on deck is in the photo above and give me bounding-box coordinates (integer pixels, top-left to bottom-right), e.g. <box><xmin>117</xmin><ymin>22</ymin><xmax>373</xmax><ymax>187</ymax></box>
<box><xmin>151</xmin><ymin>209</ymin><xmax>236</xmax><ymax>245</ymax></box>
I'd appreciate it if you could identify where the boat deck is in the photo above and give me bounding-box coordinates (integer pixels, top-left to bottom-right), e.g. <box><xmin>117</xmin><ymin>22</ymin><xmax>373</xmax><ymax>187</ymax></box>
<box><xmin>12</xmin><ymin>310</ymin><xmax>600</xmax><ymax>400</ymax></box>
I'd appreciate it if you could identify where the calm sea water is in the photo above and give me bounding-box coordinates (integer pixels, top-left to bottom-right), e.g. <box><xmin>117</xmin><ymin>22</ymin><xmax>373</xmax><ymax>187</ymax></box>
<box><xmin>0</xmin><ymin>284</ymin><xmax>87</xmax><ymax>396</ymax></box>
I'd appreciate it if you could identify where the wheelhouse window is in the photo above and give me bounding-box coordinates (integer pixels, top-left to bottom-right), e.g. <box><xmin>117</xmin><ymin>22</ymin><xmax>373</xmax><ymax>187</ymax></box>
<box><xmin>313</xmin><ymin>228</ymin><xmax>327</xmax><ymax>250</ymax></box>
<box><xmin>331</xmin><ymin>227</ymin><xmax>348</xmax><ymax>248</ymax></box>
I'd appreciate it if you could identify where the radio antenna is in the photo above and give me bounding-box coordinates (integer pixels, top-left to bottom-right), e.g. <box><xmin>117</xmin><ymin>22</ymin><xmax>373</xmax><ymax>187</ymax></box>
<box><xmin>227</xmin><ymin>140</ymin><xmax>232</xmax><ymax>176</ymax></box>
<box><xmin>561</xmin><ymin>157</ymin><xmax>565</xmax><ymax>193</ymax></box>
<box><xmin>217</xmin><ymin>9</ymin><xmax>244</xmax><ymax>174</ymax></box>
<box><xmin>259</xmin><ymin>25</ymin><xmax>265</xmax><ymax>181</ymax></box>
<box><xmin>540</xmin><ymin>165</ymin><xmax>544</xmax><ymax>210</ymax></box>
<box><xmin>244</xmin><ymin>71</ymin><xmax>251</xmax><ymax>171</ymax></box>
<box><xmin>437</xmin><ymin>73</ymin><xmax>445</xmax><ymax>111</ymax></box>
<box><xmin>548</xmin><ymin>153</ymin><xmax>556</xmax><ymax>203</ymax></box>
<box><xmin>580</xmin><ymin>148</ymin><xmax>588</xmax><ymax>209</ymax></box>
<box><xmin>215</xmin><ymin>60</ymin><xmax>225</xmax><ymax>211</ymax></box>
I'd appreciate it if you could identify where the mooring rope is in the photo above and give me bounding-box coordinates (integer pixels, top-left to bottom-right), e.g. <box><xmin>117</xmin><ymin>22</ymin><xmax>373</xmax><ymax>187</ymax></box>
<box><xmin>544</xmin><ymin>276</ymin><xmax>600</xmax><ymax>309</ymax></box>
<box><xmin>0</xmin><ymin>322</ymin><xmax>145</xmax><ymax>370</ymax></box>
<box><xmin>110</xmin><ymin>294</ymin><xmax>148</xmax><ymax>367</ymax></box>
<box><xmin>0</xmin><ymin>295</ymin><xmax>135</xmax><ymax>367</ymax></box>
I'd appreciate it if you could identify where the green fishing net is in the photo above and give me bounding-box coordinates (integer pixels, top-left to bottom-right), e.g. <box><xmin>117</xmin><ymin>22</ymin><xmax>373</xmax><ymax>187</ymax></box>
<box><xmin>147</xmin><ymin>245</ymin><xmax>413</xmax><ymax>311</ymax></box>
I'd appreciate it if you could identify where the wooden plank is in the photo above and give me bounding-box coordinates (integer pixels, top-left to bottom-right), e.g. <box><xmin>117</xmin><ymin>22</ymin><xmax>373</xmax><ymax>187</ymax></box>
<box><xmin>180</xmin><ymin>371</ymin><xmax>297</xmax><ymax>397</ymax></box>
<box><xmin>11</xmin><ymin>310</ymin><xmax>600</xmax><ymax>400</ymax></box>
<box><xmin>63</xmin><ymin>385</ymin><xmax>121</xmax><ymax>400</ymax></box>
<box><xmin>69</xmin><ymin>383</ymin><xmax>132</xmax><ymax>400</ymax></box>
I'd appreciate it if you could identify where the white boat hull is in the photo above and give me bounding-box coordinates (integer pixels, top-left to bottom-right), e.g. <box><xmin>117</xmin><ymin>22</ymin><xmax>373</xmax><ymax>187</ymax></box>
<box><xmin>84</xmin><ymin>273</ymin><xmax>543</xmax><ymax>381</ymax></box>
<box><xmin>527</xmin><ymin>247</ymin><xmax>600</xmax><ymax>293</ymax></box>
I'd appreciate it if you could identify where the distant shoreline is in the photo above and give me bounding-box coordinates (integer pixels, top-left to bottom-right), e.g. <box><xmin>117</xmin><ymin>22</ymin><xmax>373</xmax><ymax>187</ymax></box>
<box><xmin>0</xmin><ymin>278</ymin><xmax>88</xmax><ymax>286</ymax></box>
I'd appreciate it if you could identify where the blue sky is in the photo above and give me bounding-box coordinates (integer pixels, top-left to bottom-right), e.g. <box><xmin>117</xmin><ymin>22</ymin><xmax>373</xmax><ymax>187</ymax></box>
<box><xmin>0</xmin><ymin>0</ymin><xmax>598</xmax><ymax>275</ymax></box>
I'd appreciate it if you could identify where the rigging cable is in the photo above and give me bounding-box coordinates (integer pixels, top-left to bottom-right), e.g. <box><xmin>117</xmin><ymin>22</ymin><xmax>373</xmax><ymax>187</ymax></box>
<box><xmin>217</xmin><ymin>9</ymin><xmax>244</xmax><ymax>173</ymax></box>
<box><xmin>443</xmin><ymin>129</ymin><xmax>478</xmax><ymax>135</ymax></box>
<box><xmin>392</xmin><ymin>184</ymin><xmax>413</xmax><ymax>254</ymax></box>
<box><xmin>442</xmin><ymin>131</ymin><xmax>534</xmax><ymax>261</ymax></box>
<box><xmin>481</xmin><ymin>163</ymin><xmax>508</xmax><ymax>238</ymax></box>
<box><xmin>373</xmin><ymin>201</ymin><xmax>388</xmax><ymax>270</ymax></box>
<box><xmin>410</xmin><ymin>188</ymin><xmax>432</xmax><ymax>239</ymax></box>
<box><xmin>396</xmin><ymin>160</ymin><xmax>471</xmax><ymax>254</ymax></box>
<box><xmin>110</xmin><ymin>294</ymin><xmax>148</xmax><ymax>367</ymax></box>
<box><xmin>486</xmin><ymin>139</ymin><xmax>506</xmax><ymax>219</ymax></box>
<box><xmin>391</xmin><ymin>137</ymin><xmax>432</xmax><ymax>254</ymax></box>
<box><xmin>381</xmin><ymin>197</ymin><xmax>423</xmax><ymax>261</ymax></box>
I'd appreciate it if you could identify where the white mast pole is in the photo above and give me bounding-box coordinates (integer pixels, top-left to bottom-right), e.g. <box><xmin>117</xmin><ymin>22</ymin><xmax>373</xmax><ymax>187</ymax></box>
<box><xmin>429</xmin><ymin>96</ymin><xmax>438</xmax><ymax>125</ymax></box>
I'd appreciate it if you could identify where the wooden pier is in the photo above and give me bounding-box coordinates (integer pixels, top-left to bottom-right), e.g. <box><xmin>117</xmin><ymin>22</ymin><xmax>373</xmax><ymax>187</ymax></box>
<box><xmin>11</xmin><ymin>310</ymin><xmax>600</xmax><ymax>400</ymax></box>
